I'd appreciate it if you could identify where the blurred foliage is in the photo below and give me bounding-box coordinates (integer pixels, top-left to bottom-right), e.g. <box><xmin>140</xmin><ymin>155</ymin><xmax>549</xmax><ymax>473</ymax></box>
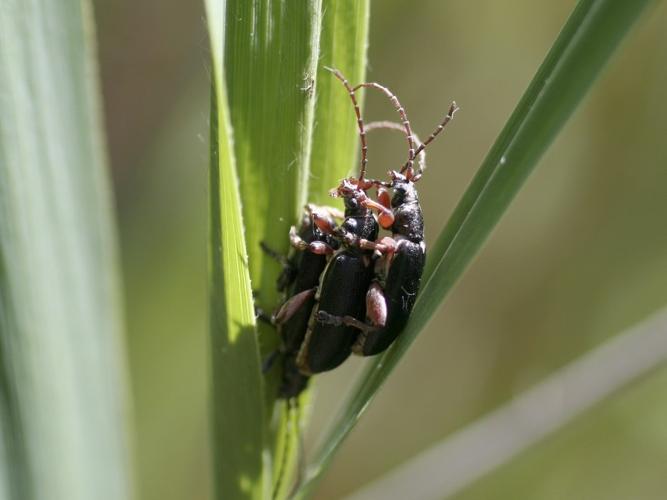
<box><xmin>1</xmin><ymin>1</ymin><xmax>130</xmax><ymax>499</ymax></box>
<box><xmin>93</xmin><ymin>0</ymin><xmax>667</xmax><ymax>499</ymax></box>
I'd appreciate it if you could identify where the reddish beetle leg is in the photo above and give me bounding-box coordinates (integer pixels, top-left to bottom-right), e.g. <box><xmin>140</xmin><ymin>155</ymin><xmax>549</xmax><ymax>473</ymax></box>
<box><xmin>289</xmin><ymin>225</ymin><xmax>335</xmax><ymax>255</ymax></box>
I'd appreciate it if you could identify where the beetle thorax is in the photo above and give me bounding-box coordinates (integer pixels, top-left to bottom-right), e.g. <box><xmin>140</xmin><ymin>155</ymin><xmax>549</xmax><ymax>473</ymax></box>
<box><xmin>391</xmin><ymin>181</ymin><xmax>423</xmax><ymax>242</ymax></box>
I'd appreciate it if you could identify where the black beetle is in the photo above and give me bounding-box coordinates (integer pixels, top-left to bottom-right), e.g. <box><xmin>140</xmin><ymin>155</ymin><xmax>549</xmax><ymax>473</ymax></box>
<box><xmin>267</xmin><ymin>68</ymin><xmax>383</xmax><ymax>377</ymax></box>
<box><xmin>317</xmin><ymin>81</ymin><xmax>459</xmax><ymax>355</ymax></box>
<box><xmin>294</xmin><ymin>179</ymin><xmax>379</xmax><ymax>373</ymax></box>
<box><xmin>261</xmin><ymin>204</ymin><xmax>342</xmax><ymax>396</ymax></box>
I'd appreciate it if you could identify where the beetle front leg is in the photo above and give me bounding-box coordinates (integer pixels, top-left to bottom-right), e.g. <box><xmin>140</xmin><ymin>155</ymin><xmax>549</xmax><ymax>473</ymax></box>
<box><xmin>343</xmin><ymin>233</ymin><xmax>398</xmax><ymax>257</ymax></box>
<box><xmin>289</xmin><ymin>225</ymin><xmax>335</xmax><ymax>255</ymax></box>
<box><xmin>357</xmin><ymin>236</ymin><xmax>397</xmax><ymax>256</ymax></box>
<box><xmin>361</xmin><ymin>197</ymin><xmax>395</xmax><ymax>229</ymax></box>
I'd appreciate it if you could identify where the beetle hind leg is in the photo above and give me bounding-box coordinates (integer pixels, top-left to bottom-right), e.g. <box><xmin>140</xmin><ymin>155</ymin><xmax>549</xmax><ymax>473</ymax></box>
<box><xmin>274</xmin><ymin>288</ymin><xmax>317</xmax><ymax>325</ymax></box>
<box><xmin>316</xmin><ymin>310</ymin><xmax>377</xmax><ymax>334</ymax></box>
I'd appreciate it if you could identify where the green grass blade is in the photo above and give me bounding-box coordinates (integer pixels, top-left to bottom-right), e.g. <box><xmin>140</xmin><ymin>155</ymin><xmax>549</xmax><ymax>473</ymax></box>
<box><xmin>207</xmin><ymin>1</ymin><xmax>371</xmax><ymax>496</ymax></box>
<box><xmin>296</xmin><ymin>0</ymin><xmax>655</xmax><ymax>495</ymax></box>
<box><xmin>0</xmin><ymin>1</ymin><xmax>131</xmax><ymax>500</ymax></box>
<box><xmin>222</xmin><ymin>12</ymin><xmax>324</xmax><ymax>475</ymax></box>
<box><xmin>206</xmin><ymin>2</ymin><xmax>266</xmax><ymax>499</ymax></box>
<box><xmin>308</xmin><ymin>0</ymin><xmax>370</xmax><ymax>204</ymax></box>
<box><xmin>224</xmin><ymin>0</ymin><xmax>322</xmax><ymax>306</ymax></box>
<box><xmin>345</xmin><ymin>306</ymin><xmax>667</xmax><ymax>500</ymax></box>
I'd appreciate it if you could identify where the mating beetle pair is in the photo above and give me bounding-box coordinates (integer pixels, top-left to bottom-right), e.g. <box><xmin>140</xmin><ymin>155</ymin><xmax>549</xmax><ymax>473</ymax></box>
<box><xmin>264</xmin><ymin>68</ymin><xmax>458</xmax><ymax>399</ymax></box>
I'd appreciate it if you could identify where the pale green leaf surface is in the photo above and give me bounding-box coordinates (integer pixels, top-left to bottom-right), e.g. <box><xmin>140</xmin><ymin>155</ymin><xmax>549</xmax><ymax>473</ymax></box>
<box><xmin>0</xmin><ymin>1</ymin><xmax>131</xmax><ymax>499</ymax></box>
<box><xmin>297</xmin><ymin>0</ymin><xmax>655</xmax><ymax>496</ymax></box>
<box><xmin>308</xmin><ymin>0</ymin><xmax>370</xmax><ymax>204</ymax></box>
<box><xmin>222</xmin><ymin>11</ymin><xmax>324</xmax><ymax>468</ymax></box>
<box><xmin>206</xmin><ymin>1</ymin><xmax>266</xmax><ymax>499</ymax></box>
<box><xmin>224</xmin><ymin>0</ymin><xmax>322</xmax><ymax>304</ymax></box>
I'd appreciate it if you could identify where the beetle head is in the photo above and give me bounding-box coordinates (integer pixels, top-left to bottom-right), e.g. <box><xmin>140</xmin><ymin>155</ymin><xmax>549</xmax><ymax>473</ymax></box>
<box><xmin>387</xmin><ymin>170</ymin><xmax>419</xmax><ymax>207</ymax></box>
<box><xmin>329</xmin><ymin>178</ymin><xmax>368</xmax><ymax>213</ymax></box>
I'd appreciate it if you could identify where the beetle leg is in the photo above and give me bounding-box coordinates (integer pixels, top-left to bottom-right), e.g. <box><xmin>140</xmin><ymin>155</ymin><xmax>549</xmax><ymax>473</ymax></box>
<box><xmin>262</xmin><ymin>349</ymin><xmax>280</xmax><ymax>373</ymax></box>
<box><xmin>350</xmin><ymin>283</ymin><xmax>390</xmax><ymax>355</ymax></box>
<box><xmin>365</xmin><ymin>282</ymin><xmax>388</xmax><ymax>327</ymax></box>
<box><xmin>311</xmin><ymin>211</ymin><xmax>337</xmax><ymax>234</ymax></box>
<box><xmin>343</xmin><ymin>235</ymin><xmax>397</xmax><ymax>257</ymax></box>
<box><xmin>377</xmin><ymin>186</ymin><xmax>392</xmax><ymax>210</ymax></box>
<box><xmin>260</xmin><ymin>241</ymin><xmax>290</xmax><ymax>267</ymax></box>
<box><xmin>255</xmin><ymin>306</ymin><xmax>274</xmax><ymax>326</ymax></box>
<box><xmin>289</xmin><ymin>225</ymin><xmax>308</xmax><ymax>250</ymax></box>
<box><xmin>274</xmin><ymin>288</ymin><xmax>317</xmax><ymax>325</ymax></box>
<box><xmin>307</xmin><ymin>241</ymin><xmax>336</xmax><ymax>255</ymax></box>
<box><xmin>306</xmin><ymin>203</ymin><xmax>344</xmax><ymax>221</ymax></box>
<box><xmin>289</xmin><ymin>225</ymin><xmax>335</xmax><ymax>255</ymax></box>
<box><xmin>316</xmin><ymin>310</ymin><xmax>378</xmax><ymax>334</ymax></box>
<box><xmin>361</xmin><ymin>197</ymin><xmax>395</xmax><ymax>229</ymax></box>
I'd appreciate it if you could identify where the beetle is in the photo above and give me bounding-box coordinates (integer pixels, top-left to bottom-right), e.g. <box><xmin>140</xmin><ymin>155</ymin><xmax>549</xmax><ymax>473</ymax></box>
<box><xmin>291</xmin><ymin>71</ymin><xmax>424</xmax><ymax>374</ymax></box>
<box><xmin>294</xmin><ymin>178</ymin><xmax>381</xmax><ymax>373</ymax></box>
<box><xmin>273</xmin><ymin>70</ymin><xmax>400</xmax><ymax>376</ymax></box>
<box><xmin>316</xmin><ymin>71</ymin><xmax>459</xmax><ymax>355</ymax></box>
<box><xmin>260</xmin><ymin>206</ymin><xmax>347</xmax><ymax>500</ymax></box>
<box><xmin>260</xmin><ymin>204</ymin><xmax>342</xmax><ymax>396</ymax></box>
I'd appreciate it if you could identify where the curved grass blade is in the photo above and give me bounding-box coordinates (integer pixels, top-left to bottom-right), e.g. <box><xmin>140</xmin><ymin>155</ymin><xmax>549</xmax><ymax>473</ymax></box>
<box><xmin>224</xmin><ymin>0</ymin><xmax>322</xmax><ymax>308</ymax></box>
<box><xmin>345</xmin><ymin>306</ymin><xmax>667</xmax><ymax>500</ymax></box>
<box><xmin>222</xmin><ymin>10</ymin><xmax>324</xmax><ymax>473</ymax></box>
<box><xmin>206</xmin><ymin>2</ymin><xmax>266</xmax><ymax>499</ymax></box>
<box><xmin>308</xmin><ymin>0</ymin><xmax>371</xmax><ymax>204</ymax></box>
<box><xmin>296</xmin><ymin>0</ymin><xmax>655</xmax><ymax>496</ymax></box>
<box><xmin>0</xmin><ymin>1</ymin><xmax>131</xmax><ymax>499</ymax></box>
<box><xmin>268</xmin><ymin>5</ymin><xmax>372</xmax><ymax>497</ymax></box>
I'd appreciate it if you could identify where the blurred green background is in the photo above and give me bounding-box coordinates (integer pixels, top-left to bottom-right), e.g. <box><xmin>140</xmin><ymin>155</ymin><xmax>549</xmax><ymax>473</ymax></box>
<box><xmin>94</xmin><ymin>1</ymin><xmax>667</xmax><ymax>498</ymax></box>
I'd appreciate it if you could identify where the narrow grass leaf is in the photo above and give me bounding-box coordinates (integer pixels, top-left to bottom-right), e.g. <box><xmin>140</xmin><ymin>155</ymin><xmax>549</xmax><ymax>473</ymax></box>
<box><xmin>345</xmin><ymin>306</ymin><xmax>667</xmax><ymax>500</ymax></box>
<box><xmin>224</xmin><ymin>0</ymin><xmax>322</xmax><ymax>308</ymax></box>
<box><xmin>206</xmin><ymin>1</ymin><xmax>267</xmax><ymax>499</ymax></box>
<box><xmin>308</xmin><ymin>0</ymin><xmax>370</xmax><ymax>204</ymax></box>
<box><xmin>296</xmin><ymin>0</ymin><xmax>655</xmax><ymax>495</ymax></box>
<box><xmin>217</xmin><ymin>2</ymin><xmax>337</xmax><ymax>498</ymax></box>
<box><xmin>0</xmin><ymin>1</ymin><xmax>131</xmax><ymax>499</ymax></box>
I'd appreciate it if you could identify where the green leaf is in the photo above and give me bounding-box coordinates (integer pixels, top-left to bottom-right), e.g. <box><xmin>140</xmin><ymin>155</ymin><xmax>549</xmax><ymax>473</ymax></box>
<box><xmin>222</xmin><ymin>8</ymin><xmax>324</xmax><ymax>467</ymax></box>
<box><xmin>296</xmin><ymin>0</ymin><xmax>655</xmax><ymax>496</ymax></box>
<box><xmin>206</xmin><ymin>1</ymin><xmax>370</xmax><ymax>498</ymax></box>
<box><xmin>308</xmin><ymin>0</ymin><xmax>371</xmax><ymax>205</ymax></box>
<box><xmin>206</xmin><ymin>1</ymin><xmax>266</xmax><ymax>499</ymax></box>
<box><xmin>0</xmin><ymin>1</ymin><xmax>131</xmax><ymax>500</ymax></box>
<box><xmin>224</xmin><ymin>0</ymin><xmax>322</xmax><ymax>304</ymax></box>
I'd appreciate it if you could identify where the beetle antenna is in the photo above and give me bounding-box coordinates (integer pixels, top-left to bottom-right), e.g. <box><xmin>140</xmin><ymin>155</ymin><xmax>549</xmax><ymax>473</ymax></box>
<box><xmin>366</xmin><ymin>121</ymin><xmax>427</xmax><ymax>176</ymax></box>
<box><xmin>325</xmin><ymin>67</ymin><xmax>369</xmax><ymax>181</ymax></box>
<box><xmin>402</xmin><ymin>101</ymin><xmax>459</xmax><ymax>175</ymax></box>
<box><xmin>353</xmin><ymin>82</ymin><xmax>416</xmax><ymax>176</ymax></box>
